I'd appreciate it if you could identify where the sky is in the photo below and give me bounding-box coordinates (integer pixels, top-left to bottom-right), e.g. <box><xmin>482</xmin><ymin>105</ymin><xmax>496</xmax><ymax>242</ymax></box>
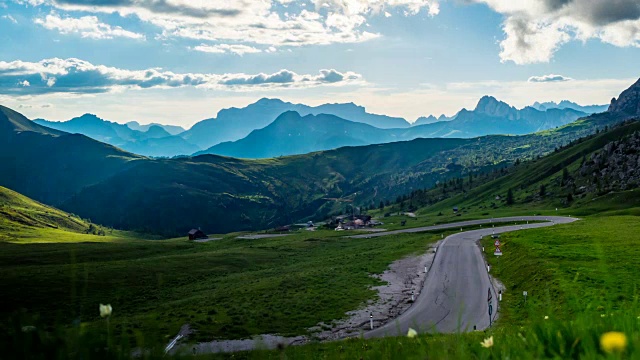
<box><xmin>1</xmin><ymin>0</ymin><xmax>639</xmax><ymax>127</ymax></box>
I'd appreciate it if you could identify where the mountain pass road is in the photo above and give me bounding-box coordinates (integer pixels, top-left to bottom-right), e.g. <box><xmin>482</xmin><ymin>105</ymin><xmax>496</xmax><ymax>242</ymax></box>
<box><xmin>363</xmin><ymin>216</ymin><xmax>578</xmax><ymax>337</ymax></box>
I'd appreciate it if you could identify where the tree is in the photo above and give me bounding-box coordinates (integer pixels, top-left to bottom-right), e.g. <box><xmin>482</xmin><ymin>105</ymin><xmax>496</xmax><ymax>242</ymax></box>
<box><xmin>506</xmin><ymin>189</ymin><xmax>514</xmax><ymax>205</ymax></box>
<box><xmin>539</xmin><ymin>184</ymin><xmax>546</xmax><ymax>197</ymax></box>
<box><xmin>379</xmin><ymin>201</ymin><xmax>384</xmax><ymax>210</ymax></box>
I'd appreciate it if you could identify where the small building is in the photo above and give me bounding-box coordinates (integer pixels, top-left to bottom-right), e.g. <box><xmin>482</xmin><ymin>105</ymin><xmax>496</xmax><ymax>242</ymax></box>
<box><xmin>188</xmin><ymin>228</ymin><xmax>207</xmax><ymax>240</ymax></box>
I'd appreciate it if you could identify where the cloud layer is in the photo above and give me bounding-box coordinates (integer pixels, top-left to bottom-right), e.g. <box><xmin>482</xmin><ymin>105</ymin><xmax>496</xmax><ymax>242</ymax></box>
<box><xmin>0</xmin><ymin>58</ymin><xmax>362</xmax><ymax>95</ymax></box>
<box><xmin>472</xmin><ymin>0</ymin><xmax>640</xmax><ymax>64</ymax></box>
<box><xmin>19</xmin><ymin>0</ymin><xmax>439</xmax><ymax>47</ymax></box>
<box><xmin>35</xmin><ymin>13</ymin><xmax>145</xmax><ymax>39</ymax></box>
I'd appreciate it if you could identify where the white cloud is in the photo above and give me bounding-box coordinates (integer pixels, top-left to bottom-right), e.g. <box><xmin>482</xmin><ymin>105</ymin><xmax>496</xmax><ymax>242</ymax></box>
<box><xmin>20</xmin><ymin>0</ymin><xmax>439</xmax><ymax>47</ymax></box>
<box><xmin>35</xmin><ymin>13</ymin><xmax>145</xmax><ymax>40</ymax></box>
<box><xmin>2</xmin><ymin>14</ymin><xmax>17</xmax><ymax>23</ymax></box>
<box><xmin>0</xmin><ymin>57</ymin><xmax>363</xmax><ymax>95</ymax></box>
<box><xmin>471</xmin><ymin>0</ymin><xmax>640</xmax><ymax>64</ymax></box>
<box><xmin>528</xmin><ymin>74</ymin><xmax>573</xmax><ymax>83</ymax></box>
<box><xmin>192</xmin><ymin>44</ymin><xmax>262</xmax><ymax>56</ymax></box>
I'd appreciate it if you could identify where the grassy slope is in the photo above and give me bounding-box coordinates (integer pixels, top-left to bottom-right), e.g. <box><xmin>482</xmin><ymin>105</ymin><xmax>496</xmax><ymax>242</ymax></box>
<box><xmin>0</xmin><ymin>227</ymin><xmax>448</xmax><ymax>342</ymax></box>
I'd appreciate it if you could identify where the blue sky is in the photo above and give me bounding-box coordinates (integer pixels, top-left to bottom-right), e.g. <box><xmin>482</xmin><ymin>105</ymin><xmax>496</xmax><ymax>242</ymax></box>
<box><xmin>1</xmin><ymin>0</ymin><xmax>639</xmax><ymax>126</ymax></box>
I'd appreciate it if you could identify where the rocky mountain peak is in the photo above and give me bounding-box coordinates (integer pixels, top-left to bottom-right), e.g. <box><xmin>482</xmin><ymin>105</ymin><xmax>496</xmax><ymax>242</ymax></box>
<box><xmin>608</xmin><ymin>78</ymin><xmax>640</xmax><ymax>116</ymax></box>
<box><xmin>474</xmin><ymin>96</ymin><xmax>515</xmax><ymax>117</ymax></box>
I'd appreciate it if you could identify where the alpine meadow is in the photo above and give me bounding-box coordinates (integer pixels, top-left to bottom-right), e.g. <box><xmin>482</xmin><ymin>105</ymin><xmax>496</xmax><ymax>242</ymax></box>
<box><xmin>2</xmin><ymin>1</ymin><xmax>640</xmax><ymax>359</ymax></box>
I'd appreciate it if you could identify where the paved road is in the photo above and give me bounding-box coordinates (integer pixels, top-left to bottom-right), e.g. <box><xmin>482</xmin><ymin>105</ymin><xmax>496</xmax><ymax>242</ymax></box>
<box><xmin>350</xmin><ymin>216</ymin><xmax>570</xmax><ymax>239</ymax></box>
<box><xmin>364</xmin><ymin>216</ymin><xmax>578</xmax><ymax>338</ymax></box>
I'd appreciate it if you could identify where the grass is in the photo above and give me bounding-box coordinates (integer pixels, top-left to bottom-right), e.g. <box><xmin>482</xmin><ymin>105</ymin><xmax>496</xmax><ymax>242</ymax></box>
<box><xmin>481</xmin><ymin>215</ymin><xmax>640</xmax><ymax>326</ymax></box>
<box><xmin>0</xmin><ymin>228</ymin><xmax>443</xmax><ymax>343</ymax></box>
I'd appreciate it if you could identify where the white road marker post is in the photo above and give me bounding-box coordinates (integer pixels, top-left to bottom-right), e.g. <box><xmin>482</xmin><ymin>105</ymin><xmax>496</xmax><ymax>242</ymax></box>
<box><xmin>370</xmin><ymin>313</ymin><xmax>374</xmax><ymax>330</ymax></box>
<box><xmin>499</xmin><ymin>290</ymin><xmax>502</xmax><ymax>301</ymax></box>
<box><xmin>487</xmin><ymin>288</ymin><xmax>493</xmax><ymax>327</ymax></box>
<box><xmin>487</xmin><ymin>264</ymin><xmax>490</xmax><ymax>272</ymax></box>
<box><xmin>411</xmin><ymin>290</ymin><xmax>415</xmax><ymax>302</ymax></box>
<box><xmin>523</xmin><ymin>291</ymin><xmax>528</xmax><ymax>304</ymax></box>
<box><xmin>425</xmin><ymin>266</ymin><xmax>428</xmax><ymax>273</ymax></box>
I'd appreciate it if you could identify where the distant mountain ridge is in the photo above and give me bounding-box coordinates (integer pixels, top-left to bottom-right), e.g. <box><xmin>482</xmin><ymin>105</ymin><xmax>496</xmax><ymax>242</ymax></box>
<box><xmin>35</xmin><ymin>114</ymin><xmax>199</xmax><ymax>157</ymax></box>
<box><xmin>531</xmin><ymin>100</ymin><xmax>608</xmax><ymax>114</ymax></box>
<box><xmin>198</xmin><ymin>96</ymin><xmax>589</xmax><ymax>158</ymax></box>
<box><xmin>32</xmin><ymin>97</ymin><xmax>604</xmax><ymax>158</ymax></box>
<box><xmin>180</xmin><ymin>98</ymin><xmax>411</xmax><ymax>150</ymax></box>
<box><xmin>126</xmin><ymin>121</ymin><xmax>185</xmax><ymax>135</ymax></box>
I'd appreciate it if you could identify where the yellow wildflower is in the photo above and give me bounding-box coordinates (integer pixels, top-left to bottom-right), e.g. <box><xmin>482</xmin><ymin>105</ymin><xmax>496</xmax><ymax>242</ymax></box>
<box><xmin>544</xmin><ymin>316</ymin><xmax>549</xmax><ymax>320</ymax></box>
<box><xmin>480</xmin><ymin>336</ymin><xmax>494</xmax><ymax>348</ymax></box>
<box><xmin>600</xmin><ymin>332</ymin><xmax>627</xmax><ymax>354</ymax></box>
<box><xmin>407</xmin><ymin>328</ymin><xmax>418</xmax><ymax>338</ymax></box>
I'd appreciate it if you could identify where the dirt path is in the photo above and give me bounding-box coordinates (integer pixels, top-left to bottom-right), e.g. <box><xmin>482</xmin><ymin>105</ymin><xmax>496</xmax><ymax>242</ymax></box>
<box><xmin>309</xmin><ymin>242</ymin><xmax>440</xmax><ymax>340</ymax></box>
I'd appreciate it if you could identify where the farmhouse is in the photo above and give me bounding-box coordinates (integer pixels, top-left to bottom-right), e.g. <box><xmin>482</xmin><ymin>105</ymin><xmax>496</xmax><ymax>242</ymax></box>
<box><xmin>188</xmin><ymin>228</ymin><xmax>207</xmax><ymax>240</ymax></box>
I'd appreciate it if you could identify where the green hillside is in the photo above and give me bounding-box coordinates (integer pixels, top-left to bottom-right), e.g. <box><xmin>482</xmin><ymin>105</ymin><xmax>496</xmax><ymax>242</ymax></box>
<box><xmin>400</xmin><ymin>119</ymin><xmax>640</xmax><ymax>219</ymax></box>
<box><xmin>0</xmin><ymin>186</ymin><xmax>89</xmax><ymax>233</ymax></box>
<box><xmin>0</xmin><ymin>185</ymin><xmax>140</xmax><ymax>244</ymax></box>
<box><xmin>0</xmin><ymin>79</ymin><xmax>638</xmax><ymax>236</ymax></box>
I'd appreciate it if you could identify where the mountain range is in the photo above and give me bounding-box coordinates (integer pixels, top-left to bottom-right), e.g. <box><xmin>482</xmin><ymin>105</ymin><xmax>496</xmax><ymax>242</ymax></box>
<box><xmin>197</xmin><ymin>96</ymin><xmax>588</xmax><ymax>158</ymax></box>
<box><xmin>531</xmin><ymin>100</ymin><xmax>609</xmax><ymax>114</ymax></box>
<box><xmin>35</xmin><ymin>114</ymin><xmax>199</xmax><ymax>157</ymax></box>
<box><xmin>125</xmin><ymin>121</ymin><xmax>185</xmax><ymax>135</ymax></box>
<box><xmin>1</xmin><ymin>78</ymin><xmax>637</xmax><ymax>235</ymax></box>
<box><xmin>33</xmin><ymin>97</ymin><xmax>604</xmax><ymax>158</ymax></box>
<box><xmin>180</xmin><ymin>98</ymin><xmax>411</xmax><ymax>150</ymax></box>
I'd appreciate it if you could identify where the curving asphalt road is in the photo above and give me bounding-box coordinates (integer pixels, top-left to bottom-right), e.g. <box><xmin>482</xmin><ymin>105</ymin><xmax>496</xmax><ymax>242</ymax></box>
<box><xmin>178</xmin><ymin>216</ymin><xmax>578</xmax><ymax>354</ymax></box>
<box><xmin>364</xmin><ymin>216</ymin><xmax>578</xmax><ymax>338</ymax></box>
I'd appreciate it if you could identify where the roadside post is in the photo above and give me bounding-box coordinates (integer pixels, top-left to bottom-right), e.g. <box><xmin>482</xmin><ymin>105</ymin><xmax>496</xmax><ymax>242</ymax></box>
<box><xmin>411</xmin><ymin>290</ymin><xmax>415</xmax><ymax>302</ymax></box>
<box><xmin>370</xmin><ymin>313</ymin><xmax>374</xmax><ymax>329</ymax></box>
<box><xmin>487</xmin><ymin>264</ymin><xmax>490</xmax><ymax>272</ymax></box>
<box><xmin>425</xmin><ymin>266</ymin><xmax>427</xmax><ymax>273</ymax></box>
<box><xmin>494</xmin><ymin>238</ymin><xmax>502</xmax><ymax>256</ymax></box>
<box><xmin>487</xmin><ymin>288</ymin><xmax>493</xmax><ymax>326</ymax></box>
<box><xmin>523</xmin><ymin>291</ymin><xmax>528</xmax><ymax>304</ymax></box>
<box><xmin>499</xmin><ymin>290</ymin><xmax>502</xmax><ymax>301</ymax></box>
